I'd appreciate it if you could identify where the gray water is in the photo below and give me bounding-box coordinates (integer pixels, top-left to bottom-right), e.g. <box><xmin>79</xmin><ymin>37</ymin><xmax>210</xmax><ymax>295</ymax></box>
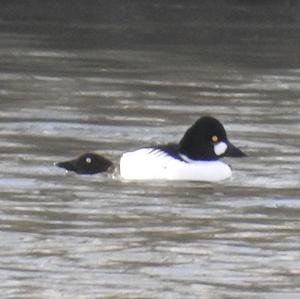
<box><xmin>1</xmin><ymin>2</ymin><xmax>300</xmax><ymax>299</ymax></box>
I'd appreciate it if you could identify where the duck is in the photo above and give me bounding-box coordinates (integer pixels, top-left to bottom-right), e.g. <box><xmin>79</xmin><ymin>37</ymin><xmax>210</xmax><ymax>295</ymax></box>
<box><xmin>56</xmin><ymin>116</ymin><xmax>246</xmax><ymax>182</ymax></box>
<box><xmin>56</xmin><ymin>153</ymin><xmax>114</xmax><ymax>175</ymax></box>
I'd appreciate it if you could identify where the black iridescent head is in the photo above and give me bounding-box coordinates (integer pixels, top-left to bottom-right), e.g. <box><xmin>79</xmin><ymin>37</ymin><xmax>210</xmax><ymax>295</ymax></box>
<box><xmin>179</xmin><ymin>116</ymin><xmax>246</xmax><ymax>160</ymax></box>
<box><xmin>56</xmin><ymin>153</ymin><xmax>113</xmax><ymax>175</ymax></box>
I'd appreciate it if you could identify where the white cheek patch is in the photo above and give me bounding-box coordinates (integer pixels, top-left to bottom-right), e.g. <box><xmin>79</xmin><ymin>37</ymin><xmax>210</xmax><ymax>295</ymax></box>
<box><xmin>214</xmin><ymin>141</ymin><xmax>228</xmax><ymax>156</ymax></box>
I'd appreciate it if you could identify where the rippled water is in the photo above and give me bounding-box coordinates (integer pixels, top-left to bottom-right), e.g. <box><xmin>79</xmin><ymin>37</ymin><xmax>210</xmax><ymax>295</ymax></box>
<box><xmin>1</xmin><ymin>2</ymin><xmax>300</xmax><ymax>299</ymax></box>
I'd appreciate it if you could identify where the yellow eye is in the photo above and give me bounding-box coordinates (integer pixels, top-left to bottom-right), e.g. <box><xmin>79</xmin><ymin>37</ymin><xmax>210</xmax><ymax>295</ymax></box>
<box><xmin>212</xmin><ymin>135</ymin><xmax>218</xmax><ymax>142</ymax></box>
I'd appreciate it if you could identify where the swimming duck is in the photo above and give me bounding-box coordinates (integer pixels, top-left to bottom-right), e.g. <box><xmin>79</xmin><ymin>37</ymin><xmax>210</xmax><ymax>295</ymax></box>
<box><xmin>56</xmin><ymin>116</ymin><xmax>246</xmax><ymax>182</ymax></box>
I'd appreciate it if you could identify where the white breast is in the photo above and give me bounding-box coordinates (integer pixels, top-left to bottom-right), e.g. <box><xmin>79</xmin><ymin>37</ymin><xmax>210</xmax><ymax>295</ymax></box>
<box><xmin>119</xmin><ymin>148</ymin><xmax>232</xmax><ymax>182</ymax></box>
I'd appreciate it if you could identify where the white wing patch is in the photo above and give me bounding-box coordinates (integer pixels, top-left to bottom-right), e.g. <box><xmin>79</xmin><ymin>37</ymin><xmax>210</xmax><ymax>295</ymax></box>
<box><xmin>120</xmin><ymin>147</ymin><xmax>232</xmax><ymax>182</ymax></box>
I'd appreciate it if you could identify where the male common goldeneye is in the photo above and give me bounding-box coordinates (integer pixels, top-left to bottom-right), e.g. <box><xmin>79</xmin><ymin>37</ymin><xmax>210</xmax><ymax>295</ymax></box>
<box><xmin>56</xmin><ymin>116</ymin><xmax>246</xmax><ymax>182</ymax></box>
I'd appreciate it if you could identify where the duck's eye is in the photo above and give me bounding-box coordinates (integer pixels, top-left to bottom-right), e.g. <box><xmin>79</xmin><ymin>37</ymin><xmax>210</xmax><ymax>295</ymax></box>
<box><xmin>212</xmin><ymin>135</ymin><xmax>218</xmax><ymax>142</ymax></box>
<box><xmin>85</xmin><ymin>157</ymin><xmax>92</xmax><ymax>164</ymax></box>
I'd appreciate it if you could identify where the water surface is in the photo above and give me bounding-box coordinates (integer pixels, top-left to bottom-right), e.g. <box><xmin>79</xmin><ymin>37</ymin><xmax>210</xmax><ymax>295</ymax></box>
<box><xmin>0</xmin><ymin>2</ymin><xmax>300</xmax><ymax>298</ymax></box>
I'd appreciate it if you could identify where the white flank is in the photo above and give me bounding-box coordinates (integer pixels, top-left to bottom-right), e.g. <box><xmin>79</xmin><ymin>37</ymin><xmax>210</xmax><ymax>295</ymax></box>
<box><xmin>120</xmin><ymin>148</ymin><xmax>232</xmax><ymax>182</ymax></box>
<box><xmin>214</xmin><ymin>141</ymin><xmax>228</xmax><ymax>156</ymax></box>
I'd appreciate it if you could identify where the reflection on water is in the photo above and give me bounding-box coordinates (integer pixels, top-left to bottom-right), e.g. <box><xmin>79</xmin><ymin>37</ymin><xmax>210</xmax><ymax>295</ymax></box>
<box><xmin>0</xmin><ymin>2</ymin><xmax>300</xmax><ymax>299</ymax></box>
